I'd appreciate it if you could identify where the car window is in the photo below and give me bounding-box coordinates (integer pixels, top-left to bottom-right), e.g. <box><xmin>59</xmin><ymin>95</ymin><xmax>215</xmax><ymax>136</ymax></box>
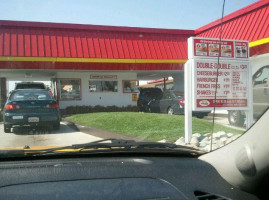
<box><xmin>254</xmin><ymin>67</ymin><xmax>269</xmax><ymax>86</ymax></box>
<box><xmin>163</xmin><ymin>92</ymin><xmax>171</xmax><ymax>99</ymax></box>
<box><xmin>15</xmin><ymin>84</ymin><xmax>45</xmax><ymax>89</ymax></box>
<box><xmin>10</xmin><ymin>91</ymin><xmax>53</xmax><ymax>101</ymax></box>
<box><xmin>140</xmin><ymin>90</ymin><xmax>161</xmax><ymax>98</ymax></box>
<box><xmin>172</xmin><ymin>91</ymin><xmax>184</xmax><ymax>98</ymax></box>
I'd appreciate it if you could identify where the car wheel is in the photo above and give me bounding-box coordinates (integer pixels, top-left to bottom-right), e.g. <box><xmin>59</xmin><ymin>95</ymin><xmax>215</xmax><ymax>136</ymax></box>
<box><xmin>4</xmin><ymin>124</ymin><xmax>11</xmax><ymax>133</ymax></box>
<box><xmin>53</xmin><ymin>122</ymin><xmax>61</xmax><ymax>130</ymax></box>
<box><xmin>167</xmin><ymin>107</ymin><xmax>174</xmax><ymax>115</ymax></box>
<box><xmin>228</xmin><ymin>110</ymin><xmax>245</xmax><ymax>127</ymax></box>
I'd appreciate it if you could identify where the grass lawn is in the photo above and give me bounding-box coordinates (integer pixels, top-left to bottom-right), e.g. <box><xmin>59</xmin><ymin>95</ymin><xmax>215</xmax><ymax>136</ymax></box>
<box><xmin>66</xmin><ymin>112</ymin><xmax>244</xmax><ymax>142</ymax></box>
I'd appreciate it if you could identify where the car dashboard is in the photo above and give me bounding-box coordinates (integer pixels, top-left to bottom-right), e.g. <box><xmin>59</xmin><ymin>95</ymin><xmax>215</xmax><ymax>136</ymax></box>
<box><xmin>0</xmin><ymin>155</ymin><xmax>258</xmax><ymax>200</ymax></box>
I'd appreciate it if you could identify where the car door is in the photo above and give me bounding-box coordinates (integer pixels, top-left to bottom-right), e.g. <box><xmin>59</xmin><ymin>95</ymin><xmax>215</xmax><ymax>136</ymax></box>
<box><xmin>149</xmin><ymin>97</ymin><xmax>160</xmax><ymax>113</ymax></box>
<box><xmin>253</xmin><ymin>66</ymin><xmax>269</xmax><ymax>118</ymax></box>
<box><xmin>159</xmin><ymin>91</ymin><xmax>172</xmax><ymax>113</ymax></box>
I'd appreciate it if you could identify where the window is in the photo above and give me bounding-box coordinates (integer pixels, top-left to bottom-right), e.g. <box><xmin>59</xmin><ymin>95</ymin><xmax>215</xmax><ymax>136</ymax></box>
<box><xmin>11</xmin><ymin>90</ymin><xmax>53</xmax><ymax>101</ymax></box>
<box><xmin>89</xmin><ymin>81</ymin><xmax>118</xmax><ymax>92</ymax></box>
<box><xmin>254</xmin><ymin>66</ymin><xmax>269</xmax><ymax>86</ymax></box>
<box><xmin>123</xmin><ymin>80</ymin><xmax>139</xmax><ymax>93</ymax></box>
<box><xmin>58</xmin><ymin>79</ymin><xmax>81</xmax><ymax>100</ymax></box>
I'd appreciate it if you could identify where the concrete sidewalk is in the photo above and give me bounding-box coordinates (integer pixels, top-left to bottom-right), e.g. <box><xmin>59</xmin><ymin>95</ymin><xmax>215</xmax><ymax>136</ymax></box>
<box><xmin>208</xmin><ymin>110</ymin><xmax>228</xmax><ymax>118</ymax></box>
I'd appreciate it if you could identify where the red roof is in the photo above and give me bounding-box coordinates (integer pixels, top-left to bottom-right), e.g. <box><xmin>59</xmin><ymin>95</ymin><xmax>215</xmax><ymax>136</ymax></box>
<box><xmin>196</xmin><ymin>0</ymin><xmax>269</xmax><ymax>42</ymax></box>
<box><xmin>0</xmin><ymin>20</ymin><xmax>193</xmax><ymax>60</ymax></box>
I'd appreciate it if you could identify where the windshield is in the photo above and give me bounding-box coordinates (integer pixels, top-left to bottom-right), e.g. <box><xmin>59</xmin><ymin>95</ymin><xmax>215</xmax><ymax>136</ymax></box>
<box><xmin>0</xmin><ymin>0</ymin><xmax>268</xmax><ymax>157</ymax></box>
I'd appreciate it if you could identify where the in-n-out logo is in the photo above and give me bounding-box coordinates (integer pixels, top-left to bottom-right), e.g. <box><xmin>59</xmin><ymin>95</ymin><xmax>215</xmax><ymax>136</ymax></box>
<box><xmin>199</xmin><ymin>100</ymin><xmax>210</xmax><ymax>107</ymax></box>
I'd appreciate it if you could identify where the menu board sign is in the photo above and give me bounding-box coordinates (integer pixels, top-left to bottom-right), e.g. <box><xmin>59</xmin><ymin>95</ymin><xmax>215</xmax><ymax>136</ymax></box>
<box><xmin>192</xmin><ymin>59</ymin><xmax>250</xmax><ymax>110</ymax></box>
<box><xmin>188</xmin><ymin>37</ymin><xmax>249</xmax><ymax>60</ymax></box>
<box><xmin>185</xmin><ymin>37</ymin><xmax>252</xmax><ymax>141</ymax></box>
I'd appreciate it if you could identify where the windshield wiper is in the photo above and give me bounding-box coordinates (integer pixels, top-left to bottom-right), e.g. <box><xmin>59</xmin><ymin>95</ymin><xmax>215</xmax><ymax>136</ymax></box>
<box><xmin>0</xmin><ymin>139</ymin><xmax>203</xmax><ymax>158</ymax></box>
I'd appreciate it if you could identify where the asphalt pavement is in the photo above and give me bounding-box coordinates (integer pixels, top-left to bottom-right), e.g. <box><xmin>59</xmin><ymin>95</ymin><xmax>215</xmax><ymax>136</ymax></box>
<box><xmin>0</xmin><ymin>121</ymin><xmax>102</xmax><ymax>148</ymax></box>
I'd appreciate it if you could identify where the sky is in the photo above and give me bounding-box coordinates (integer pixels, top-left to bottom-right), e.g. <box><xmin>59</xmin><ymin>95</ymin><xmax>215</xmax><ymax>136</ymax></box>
<box><xmin>0</xmin><ymin>0</ymin><xmax>258</xmax><ymax>30</ymax></box>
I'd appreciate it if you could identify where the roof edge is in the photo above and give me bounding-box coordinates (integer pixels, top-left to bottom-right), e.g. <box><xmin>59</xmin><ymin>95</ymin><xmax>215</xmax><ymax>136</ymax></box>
<box><xmin>0</xmin><ymin>20</ymin><xmax>195</xmax><ymax>35</ymax></box>
<box><xmin>195</xmin><ymin>0</ymin><xmax>269</xmax><ymax>34</ymax></box>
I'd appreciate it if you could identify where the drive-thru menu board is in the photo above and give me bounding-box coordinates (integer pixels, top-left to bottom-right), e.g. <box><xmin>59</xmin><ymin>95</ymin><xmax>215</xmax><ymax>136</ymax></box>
<box><xmin>187</xmin><ymin>37</ymin><xmax>250</xmax><ymax>110</ymax></box>
<box><xmin>192</xmin><ymin>59</ymin><xmax>249</xmax><ymax>110</ymax></box>
<box><xmin>184</xmin><ymin>37</ymin><xmax>252</xmax><ymax>143</ymax></box>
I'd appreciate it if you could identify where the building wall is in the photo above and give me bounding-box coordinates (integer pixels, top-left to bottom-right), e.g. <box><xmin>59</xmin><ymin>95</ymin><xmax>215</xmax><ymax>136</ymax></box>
<box><xmin>56</xmin><ymin>71</ymin><xmax>137</xmax><ymax>109</ymax></box>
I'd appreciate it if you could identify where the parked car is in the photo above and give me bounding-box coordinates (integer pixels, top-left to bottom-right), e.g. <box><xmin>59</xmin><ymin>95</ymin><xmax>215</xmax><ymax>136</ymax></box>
<box><xmin>148</xmin><ymin>90</ymin><xmax>210</xmax><ymax>118</ymax></box>
<box><xmin>15</xmin><ymin>82</ymin><xmax>46</xmax><ymax>90</ymax></box>
<box><xmin>3</xmin><ymin>89</ymin><xmax>61</xmax><ymax>133</ymax></box>
<box><xmin>228</xmin><ymin>65</ymin><xmax>269</xmax><ymax>126</ymax></box>
<box><xmin>137</xmin><ymin>88</ymin><xmax>163</xmax><ymax>112</ymax></box>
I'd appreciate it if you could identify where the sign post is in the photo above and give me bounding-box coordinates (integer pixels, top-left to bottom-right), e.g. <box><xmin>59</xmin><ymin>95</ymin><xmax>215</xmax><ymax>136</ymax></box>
<box><xmin>184</xmin><ymin>37</ymin><xmax>253</xmax><ymax>143</ymax></box>
<box><xmin>184</xmin><ymin>60</ymin><xmax>192</xmax><ymax>143</ymax></box>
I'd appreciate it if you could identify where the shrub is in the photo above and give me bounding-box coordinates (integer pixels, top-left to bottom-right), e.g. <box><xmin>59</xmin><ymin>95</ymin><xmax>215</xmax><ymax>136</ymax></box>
<box><xmin>61</xmin><ymin>105</ymin><xmax>139</xmax><ymax>115</ymax></box>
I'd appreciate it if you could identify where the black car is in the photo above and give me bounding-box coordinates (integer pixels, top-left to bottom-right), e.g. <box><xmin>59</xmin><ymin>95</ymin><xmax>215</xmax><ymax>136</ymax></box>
<box><xmin>137</xmin><ymin>88</ymin><xmax>163</xmax><ymax>112</ymax></box>
<box><xmin>149</xmin><ymin>90</ymin><xmax>210</xmax><ymax>118</ymax></box>
<box><xmin>3</xmin><ymin>89</ymin><xmax>61</xmax><ymax>133</ymax></box>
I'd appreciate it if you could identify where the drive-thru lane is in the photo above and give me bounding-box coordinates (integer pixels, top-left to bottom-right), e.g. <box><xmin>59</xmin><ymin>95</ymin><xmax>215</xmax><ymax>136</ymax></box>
<box><xmin>0</xmin><ymin>122</ymin><xmax>102</xmax><ymax>148</ymax></box>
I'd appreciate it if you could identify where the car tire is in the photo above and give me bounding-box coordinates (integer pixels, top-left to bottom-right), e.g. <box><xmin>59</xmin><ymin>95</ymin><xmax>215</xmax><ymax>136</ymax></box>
<box><xmin>4</xmin><ymin>124</ymin><xmax>11</xmax><ymax>133</ymax></box>
<box><xmin>228</xmin><ymin>110</ymin><xmax>245</xmax><ymax>127</ymax></box>
<box><xmin>53</xmin><ymin>122</ymin><xmax>61</xmax><ymax>130</ymax></box>
<box><xmin>167</xmin><ymin>107</ymin><xmax>174</xmax><ymax>115</ymax></box>
<box><xmin>196</xmin><ymin>114</ymin><xmax>205</xmax><ymax>119</ymax></box>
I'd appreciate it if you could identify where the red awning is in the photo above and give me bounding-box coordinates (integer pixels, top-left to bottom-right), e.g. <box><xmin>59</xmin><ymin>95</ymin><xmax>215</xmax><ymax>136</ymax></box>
<box><xmin>0</xmin><ymin>20</ymin><xmax>193</xmax><ymax>70</ymax></box>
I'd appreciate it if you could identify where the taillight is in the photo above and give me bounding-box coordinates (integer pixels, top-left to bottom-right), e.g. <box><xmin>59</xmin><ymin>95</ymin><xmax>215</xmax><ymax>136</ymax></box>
<box><xmin>49</xmin><ymin>90</ymin><xmax>53</xmax><ymax>95</ymax></box>
<box><xmin>45</xmin><ymin>103</ymin><xmax>59</xmax><ymax>109</ymax></box>
<box><xmin>179</xmin><ymin>98</ymin><xmax>185</xmax><ymax>106</ymax></box>
<box><xmin>5</xmin><ymin>104</ymin><xmax>20</xmax><ymax>110</ymax></box>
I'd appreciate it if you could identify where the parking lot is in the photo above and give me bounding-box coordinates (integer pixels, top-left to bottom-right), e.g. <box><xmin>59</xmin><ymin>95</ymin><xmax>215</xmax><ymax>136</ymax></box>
<box><xmin>0</xmin><ymin>121</ymin><xmax>102</xmax><ymax>148</ymax></box>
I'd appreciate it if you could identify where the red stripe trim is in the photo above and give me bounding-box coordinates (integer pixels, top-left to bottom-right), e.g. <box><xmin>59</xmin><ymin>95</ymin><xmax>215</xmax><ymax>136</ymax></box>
<box><xmin>0</xmin><ymin>61</ymin><xmax>184</xmax><ymax>71</ymax></box>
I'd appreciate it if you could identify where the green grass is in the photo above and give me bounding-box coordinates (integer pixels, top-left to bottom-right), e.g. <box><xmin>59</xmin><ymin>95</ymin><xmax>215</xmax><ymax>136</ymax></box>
<box><xmin>66</xmin><ymin>112</ymin><xmax>244</xmax><ymax>142</ymax></box>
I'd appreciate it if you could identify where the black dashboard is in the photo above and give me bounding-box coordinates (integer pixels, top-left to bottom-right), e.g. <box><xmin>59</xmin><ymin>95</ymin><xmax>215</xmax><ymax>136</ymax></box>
<box><xmin>0</xmin><ymin>155</ymin><xmax>258</xmax><ymax>200</ymax></box>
